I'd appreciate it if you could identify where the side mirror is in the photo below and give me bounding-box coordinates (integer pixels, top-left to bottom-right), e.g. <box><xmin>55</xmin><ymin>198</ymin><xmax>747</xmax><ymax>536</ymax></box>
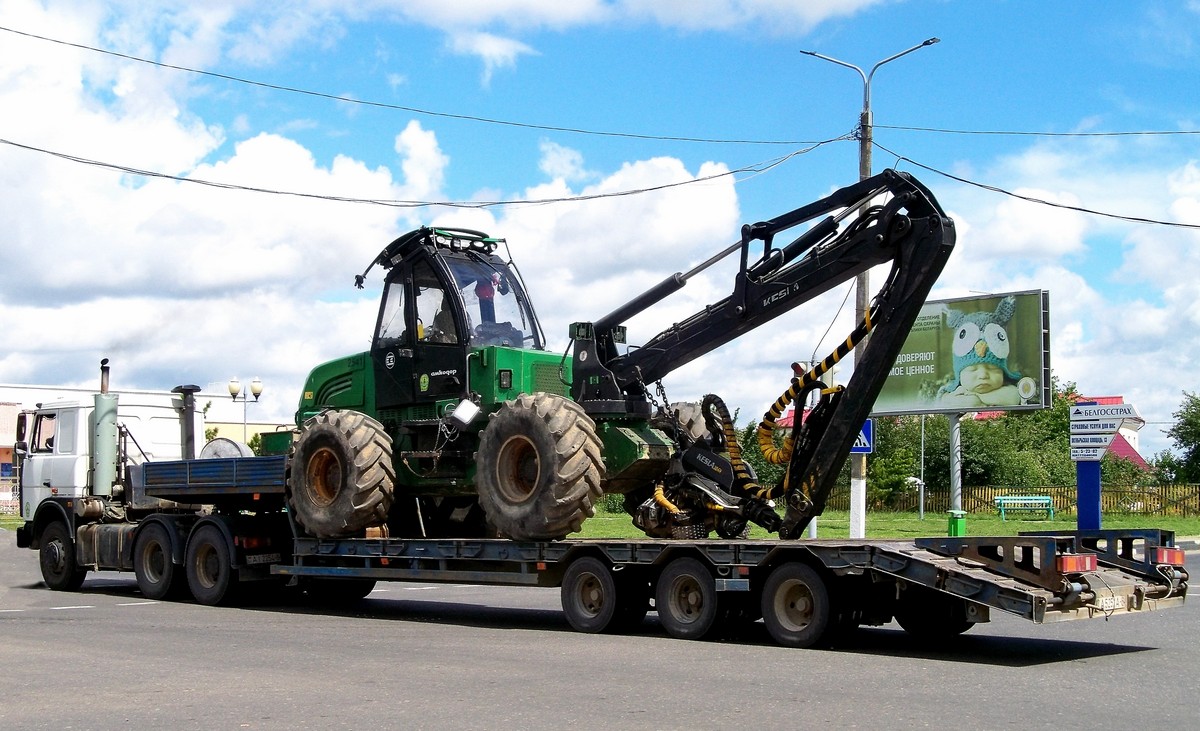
<box><xmin>14</xmin><ymin>440</ymin><xmax>28</xmax><ymax>459</ymax></box>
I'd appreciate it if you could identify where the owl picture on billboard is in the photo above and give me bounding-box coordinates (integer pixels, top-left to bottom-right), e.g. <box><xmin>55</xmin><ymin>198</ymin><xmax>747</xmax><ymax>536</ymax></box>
<box><xmin>872</xmin><ymin>290</ymin><xmax>1050</xmax><ymax>416</ymax></box>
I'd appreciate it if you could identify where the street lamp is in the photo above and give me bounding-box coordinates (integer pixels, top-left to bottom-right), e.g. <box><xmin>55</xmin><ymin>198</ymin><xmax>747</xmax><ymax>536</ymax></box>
<box><xmin>228</xmin><ymin>376</ymin><xmax>263</xmax><ymax>443</ymax></box>
<box><xmin>800</xmin><ymin>37</ymin><xmax>940</xmax><ymax>538</ymax></box>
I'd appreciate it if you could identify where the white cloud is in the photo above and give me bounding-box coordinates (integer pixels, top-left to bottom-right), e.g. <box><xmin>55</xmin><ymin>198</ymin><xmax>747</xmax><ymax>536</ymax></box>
<box><xmin>447</xmin><ymin>31</ymin><xmax>537</xmax><ymax>86</ymax></box>
<box><xmin>538</xmin><ymin>140</ymin><xmax>591</xmax><ymax>183</ymax></box>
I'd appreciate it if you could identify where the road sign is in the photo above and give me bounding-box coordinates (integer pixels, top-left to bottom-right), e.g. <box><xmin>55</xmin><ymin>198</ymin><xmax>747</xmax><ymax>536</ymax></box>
<box><xmin>1069</xmin><ymin>419</ymin><xmax>1123</xmax><ymax>435</ymax></box>
<box><xmin>1071</xmin><ymin>447</ymin><xmax>1106</xmax><ymax>462</ymax></box>
<box><xmin>850</xmin><ymin>418</ymin><xmax>874</xmax><ymax>454</ymax></box>
<box><xmin>1070</xmin><ymin>403</ymin><xmax>1142</xmax><ymax>423</ymax></box>
<box><xmin>1070</xmin><ymin>433</ymin><xmax>1115</xmax><ymax>449</ymax></box>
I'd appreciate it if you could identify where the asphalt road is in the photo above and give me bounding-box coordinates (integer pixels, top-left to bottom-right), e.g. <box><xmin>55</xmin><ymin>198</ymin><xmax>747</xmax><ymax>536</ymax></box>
<box><xmin>1</xmin><ymin>528</ymin><xmax>1196</xmax><ymax>730</ymax></box>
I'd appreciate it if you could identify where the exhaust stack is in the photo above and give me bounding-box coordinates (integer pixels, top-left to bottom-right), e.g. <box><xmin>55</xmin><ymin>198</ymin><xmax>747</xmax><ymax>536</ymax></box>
<box><xmin>92</xmin><ymin>358</ymin><xmax>118</xmax><ymax>498</ymax></box>
<box><xmin>172</xmin><ymin>384</ymin><xmax>202</xmax><ymax>460</ymax></box>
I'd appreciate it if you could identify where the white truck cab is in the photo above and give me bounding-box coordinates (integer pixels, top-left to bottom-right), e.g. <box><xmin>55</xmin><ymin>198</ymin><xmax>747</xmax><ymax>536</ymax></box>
<box><xmin>15</xmin><ymin>393</ymin><xmax>203</xmax><ymax>521</ymax></box>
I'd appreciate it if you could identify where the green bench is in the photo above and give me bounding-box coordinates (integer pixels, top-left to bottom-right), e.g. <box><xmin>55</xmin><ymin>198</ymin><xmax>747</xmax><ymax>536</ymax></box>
<box><xmin>993</xmin><ymin>495</ymin><xmax>1054</xmax><ymax>520</ymax></box>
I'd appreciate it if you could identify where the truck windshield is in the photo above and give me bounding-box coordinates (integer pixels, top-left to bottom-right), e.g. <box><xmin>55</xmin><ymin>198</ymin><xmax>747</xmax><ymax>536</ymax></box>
<box><xmin>448</xmin><ymin>259</ymin><xmax>540</xmax><ymax>349</ymax></box>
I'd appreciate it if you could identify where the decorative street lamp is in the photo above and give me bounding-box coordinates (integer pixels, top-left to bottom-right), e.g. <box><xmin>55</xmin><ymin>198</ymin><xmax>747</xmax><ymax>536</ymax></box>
<box><xmin>228</xmin><ymin>376</ymin><xmax>263</xmax><ymax>443</ymax></box>
<box><xmin>800</xmin><ymin>38</ymin><xmax>940</xmax><ymax>538</ymax></box>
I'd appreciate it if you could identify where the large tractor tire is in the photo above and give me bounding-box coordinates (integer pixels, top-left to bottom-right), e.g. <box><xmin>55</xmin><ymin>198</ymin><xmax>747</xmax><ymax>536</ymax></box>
<box><xmin>475</xmin><ymin>392</ymin><xmax>604</xmax><ymax>541</ymax></box>
<box><xmin>288</xmin><ymin>410</ymin><xmax>395</xmax><ymax>539</ymax></box>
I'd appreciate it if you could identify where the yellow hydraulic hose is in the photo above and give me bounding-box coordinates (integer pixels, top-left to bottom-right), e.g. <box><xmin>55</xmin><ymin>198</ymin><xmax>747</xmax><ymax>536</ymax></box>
<box><xmin>653</xmin><ymin>483</ymin><xmax>682</xmax><ymax>514</ymax></box>
<box><xmin>755</xmin><ymin>307</ymin><xmax>877</xmax><ymax>465</ymax></box>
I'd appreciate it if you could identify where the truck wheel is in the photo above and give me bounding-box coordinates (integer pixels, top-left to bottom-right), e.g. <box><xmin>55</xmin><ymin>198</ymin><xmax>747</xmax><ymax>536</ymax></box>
<box><xmin>655</xmin><ymin>557</ymin><xmax>719</xmax><ymax>640</ymax></box>
<box><xmin>39</xmin><ymin>521</ymin><xmax>87</xmax><ymax>591</ymax></box>
<box><xmin>475</xmin><ymin>393</ymin><xmax>603</xmax><ymax>541</ymax></box>
<box><xmin>289</xmin><ymin>410</ymin><xmax>395</xmax><ymax>538</ymax></box>
<box><xmin>134</xmin><ymin>523</ymin><xmax>184</xmax><ymax>600</ymax></box>
<box><xmin>562</xmin><ymin>556</ymin><xmax>625</xmax><ymax>633</ymax></box>
<box><xmin>185</xmin><ymin>525</ymin><xmax>238</xmax><ymax>606</ymax></box>
<box><xmin>761</xmin><ymin>562</ymin><xmax>832</xmax><ymax>648</ymax></box>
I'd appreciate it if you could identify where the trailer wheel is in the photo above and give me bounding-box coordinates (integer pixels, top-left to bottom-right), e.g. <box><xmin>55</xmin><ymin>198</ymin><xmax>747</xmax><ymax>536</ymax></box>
<box><xmin>289</xmin><ymin>410</ymin><xmax>395</xmax><ymax>538</ymax></box>
<box><xmin>185</xmin><ymin>525</ymin><xmax>238</xmax><ymax>606</ymax></box>
<box><xmin>561</xmin><ymin>556</ymin><xmax>621</xmax><ymax>633</ymax></box>
<box><xmin>39</xmin><ymin>521</ymin><xmax>87</xmax><ymax>591</ymax></box>
<box><xmin>655</xmin><ymin>557</ymin><xmax>719</xmax><ymax>640</ymax></box>
<box><xmin>134</xmin><ymin>523</ymin><xmax>184</xmax><ymax>600</ymax></box>
<box><xmin>761</xmin><ymin>562</ymin><xmax>832</xmax><ymax>648</ymax></box>
<box><xmin>475</xmin><ymin>393</ymin><xmax>603</xmax><ymax>541</ymax></box>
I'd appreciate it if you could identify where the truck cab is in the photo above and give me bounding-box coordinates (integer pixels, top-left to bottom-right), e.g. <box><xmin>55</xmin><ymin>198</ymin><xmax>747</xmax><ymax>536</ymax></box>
<box><xmin>15</xmin><ymin>394</ymin><xmax>202</xmax><ymax>522</ymax></box>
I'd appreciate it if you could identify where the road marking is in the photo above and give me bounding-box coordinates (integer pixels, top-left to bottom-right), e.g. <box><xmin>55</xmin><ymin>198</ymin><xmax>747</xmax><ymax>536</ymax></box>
<box><xmin>117</xmin><ymin>601</ymin><xmax>158</xmax><ymax>606</ymax></box>
<box><xmin>50</xmin><ymin>605</ymin><xmax>95</xmax><ymax>610</ymax></box>
<box><xmin>0</xmin><ymin>609</ymin><xmax>26</xmax><ymax>613</ymax></box>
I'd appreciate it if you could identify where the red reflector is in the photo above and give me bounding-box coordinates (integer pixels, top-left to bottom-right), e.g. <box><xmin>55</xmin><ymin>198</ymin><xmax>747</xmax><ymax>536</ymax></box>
<box><xmin>536</xmin><ymin>562</ymin><xmax>547</xmax><ymax>571</ymax></box>
<box><xmin>253</xmin><ymin>493</ymin><xmax>260</xmax><ymax>501</ymax></box>
<box><xmin>1155</xmin><ymin>547</ymin><xmax>1186</xmax><ymax>567</ymax></box>
<box><xmin>1058</xmin><ymin>554</ymin><xmax>1097</xmax><ymax>573</ymax></box>
<box><xmin>737</xmin><ymin>566</ymin><xmax>750</xmax><ymax>576</ymax></box>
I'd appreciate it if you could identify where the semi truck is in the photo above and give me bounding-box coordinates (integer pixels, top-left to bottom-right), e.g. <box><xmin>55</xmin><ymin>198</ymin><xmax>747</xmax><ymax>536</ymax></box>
<box><xmin>11</xmin><ymin>171</ymin><xmax>1189</xmax><ymax>647</ymax></box>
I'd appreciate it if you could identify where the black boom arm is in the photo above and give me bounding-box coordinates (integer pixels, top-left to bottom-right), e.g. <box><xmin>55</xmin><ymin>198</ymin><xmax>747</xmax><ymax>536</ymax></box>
<box><xmin>571</xmin><ymin>170</ymin><xmax>955</xmax><ymax>423</ymax></box>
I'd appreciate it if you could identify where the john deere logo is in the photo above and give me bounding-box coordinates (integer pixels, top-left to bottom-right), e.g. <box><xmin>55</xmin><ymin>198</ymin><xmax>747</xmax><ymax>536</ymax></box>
<box><xmin>419</xmin><ymin>374</ymin><xmax>430</xmax><ymax>392</ymax></box>
<box><xmin>385</xmin><ymin>352</ymin><xmax>396</xmax><ymax>369</ymax></box>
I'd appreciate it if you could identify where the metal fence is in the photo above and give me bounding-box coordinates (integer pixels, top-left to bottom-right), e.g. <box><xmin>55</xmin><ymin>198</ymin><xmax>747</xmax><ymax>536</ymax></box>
<box><xmin>825</xmin><ymin>484</ymin><xmax>1200</xmax><ymax>517</ymax></box>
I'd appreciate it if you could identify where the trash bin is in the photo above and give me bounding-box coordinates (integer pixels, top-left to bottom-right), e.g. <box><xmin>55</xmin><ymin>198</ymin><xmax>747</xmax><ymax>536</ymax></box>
<box><xmin>947</xmin><ymin>510</ymin><xmax>966</xmax><ymax>537</ymax></box>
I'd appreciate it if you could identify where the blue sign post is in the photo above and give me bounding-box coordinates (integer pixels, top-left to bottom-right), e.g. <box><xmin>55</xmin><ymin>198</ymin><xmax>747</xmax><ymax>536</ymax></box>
<box><xmin>850</xmin><ymin>419</ymin><xmax>874</xmax><ymax>454</ymax></box>
<box><xmin>1069</xmin><ymin>401</ymin><xmax>1143</xmax><ymax>531</ymax></box>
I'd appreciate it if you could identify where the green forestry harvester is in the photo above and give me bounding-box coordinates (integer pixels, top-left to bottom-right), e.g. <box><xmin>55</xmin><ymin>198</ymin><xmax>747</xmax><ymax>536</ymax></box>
<box><xmin>288</xmin><ymin>170</ymin><xmax>955</xmax><ymax>542</ymax></box>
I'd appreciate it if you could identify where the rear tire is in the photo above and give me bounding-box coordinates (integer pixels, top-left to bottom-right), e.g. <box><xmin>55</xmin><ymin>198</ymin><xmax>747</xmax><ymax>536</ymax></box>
<box><xmin>561</xmin><ymin>557</ymin><xmax>619</xmax><ymax>633</ymax></box>
<box><xmin>185</xmin><ymin>525</ymin><xmax>238</xmax><ymax>606</ymax></box>
<box><xmin>475</xmin><ymin>393</ymin><xmax>603</xmax><ymax>540</ymax></box>
<box><xmin>134</xmin><ymin>523</ymin><xmax>183</xmax><ymax>600</ymax></box>
<box><xmin>761</xmin><ymin>562</ymin><xmax>832</xmax><ymax>648</ymax></box>
<box><xmin>289</xmin><ymin>410</ymin><xmax>395</xmax><ymax>538</ymax></box>
<box><xmin>655</xmin><ymin>557</ymin><xmax>719</xmax><ymax>640</ymax></box>
<box><xmin>39</xmin><ymin>521</ymin><xmax>87</xmax><ymax>591</ymax></box>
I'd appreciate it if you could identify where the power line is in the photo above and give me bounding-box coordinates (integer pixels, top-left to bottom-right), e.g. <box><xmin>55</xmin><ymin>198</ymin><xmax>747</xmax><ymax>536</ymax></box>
<box><xmin>873</xmin><ymin>141</ymin><xmax>1200</xmax><ymax>230</ymax></box>
<box><xmin>877</xmin><ymin>124</ymin><xmax>1200</xmax><ymax>138</ymax></box>
<box><xmin>0</xmin><ymin>135</ymin><xmax>844</xmax><ymax>209</ymax></box>
<box><xmin>0</xmin><ymin>24</ymin><xmax>818</xmax><ymax>147</ymax></box>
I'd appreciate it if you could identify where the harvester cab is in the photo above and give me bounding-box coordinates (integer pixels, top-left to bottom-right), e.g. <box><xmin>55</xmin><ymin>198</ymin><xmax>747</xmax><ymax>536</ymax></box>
<box><xmin>363</xmin><ymin>227</ymin><xmax>545</xmax><ymax>411</ymax></box>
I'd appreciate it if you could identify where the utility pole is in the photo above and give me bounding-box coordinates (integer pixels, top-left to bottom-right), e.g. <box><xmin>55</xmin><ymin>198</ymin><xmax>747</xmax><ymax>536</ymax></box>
<box><xmin>800</xmin><ymin>38</ymin><xmax>940</xmax><ymax>538</ymax></box>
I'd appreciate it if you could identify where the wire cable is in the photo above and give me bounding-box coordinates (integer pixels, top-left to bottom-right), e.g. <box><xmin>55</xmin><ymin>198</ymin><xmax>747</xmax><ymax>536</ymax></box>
<box><xmin>0</xmin><ymin>134</ymin><xmax>845</xmax><ymax>209</ymax></box>
<box><xmin>874</xmin><ymin>141</ymin><xmax>1200</xmax><ymax>231</ymax></box>
<box><xmin>877</xmin><ymin>124</ymin><xmax>1200</xmax><ymax>138</ymax></box>
<box><xmin>0</xmin><ymin>24</ymin><xmax>822</xmax><ymax>147</ymax></box>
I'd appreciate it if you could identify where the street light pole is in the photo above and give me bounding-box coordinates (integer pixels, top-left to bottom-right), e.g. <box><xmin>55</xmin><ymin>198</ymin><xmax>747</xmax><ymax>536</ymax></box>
<box><xmin>800</xmin><ymin>38</ymin><xmax>940</xmax><ymax>539</ymax></box>
<box><xmin>228</xmin><ymin>376</ymin><xmax>264</xmax><ymax>444</ymax></box>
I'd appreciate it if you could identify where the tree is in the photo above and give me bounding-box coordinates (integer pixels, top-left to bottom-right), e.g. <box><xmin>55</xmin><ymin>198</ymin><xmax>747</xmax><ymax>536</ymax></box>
<box><xmin>1165</xmin><ymin>391</ymin><xmax>1200</xmax><ymax>482</ymax></box>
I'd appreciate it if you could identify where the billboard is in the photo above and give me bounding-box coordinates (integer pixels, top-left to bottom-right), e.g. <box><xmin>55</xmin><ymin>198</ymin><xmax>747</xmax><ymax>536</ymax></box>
<box><xmin>872</xmin><ymin>290</ymin><xmax>1050</xmax><ymax>416</ymax></box>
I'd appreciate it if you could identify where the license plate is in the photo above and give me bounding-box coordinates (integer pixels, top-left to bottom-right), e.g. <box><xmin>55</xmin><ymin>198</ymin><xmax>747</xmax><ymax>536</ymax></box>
<box><xmin>1099</xmin><ymin>595</ymin><xmax>1125</xmax><ymax>611</ymax></box>
<box><xmin>245</xmin><ymin>553</ymin><xmax>281</xmax><ymax>565</ymax></box>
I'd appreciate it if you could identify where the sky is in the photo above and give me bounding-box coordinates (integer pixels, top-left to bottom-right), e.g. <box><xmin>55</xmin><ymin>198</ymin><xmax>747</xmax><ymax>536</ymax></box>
<box><xmin>1</xmin><ymin>0</ymin><xmax>1198</xmax><ymax>458</ymax></box>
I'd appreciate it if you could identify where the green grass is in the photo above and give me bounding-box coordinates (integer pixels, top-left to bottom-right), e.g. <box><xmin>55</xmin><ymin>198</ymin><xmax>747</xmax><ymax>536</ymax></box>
<box><xmin>6</xmin><ymin>510</ymin><xmax>1196</xmax><ymax>540</ymax></box>
<box><xmin>570</xmin><ymin>509</ymin><xmax>1200</xmax><ymax>540</ymax></box>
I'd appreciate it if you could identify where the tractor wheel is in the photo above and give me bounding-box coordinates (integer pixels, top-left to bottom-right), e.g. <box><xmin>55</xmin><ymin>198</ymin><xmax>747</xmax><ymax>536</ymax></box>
<box><xmin>653</xmin><ymin>401</ymin><xmax>713</xmax><ymax>446</ymax></box>
<box><xmin>288</xmin><ymin>410</ymin><xmax>395</xmax><ymax>539</ymax></box>
<box><xmin>134</xmin><ymin>523</ymin><xmax>184</xmax><ymax>600</ymax></box>
<box><xmin>39</xmin><ymin>521</ymin><xmax>87</xmax><ymax>591</ymax></box>
<box><xmin>475</xmin><ymin>393</ymin><xmax>603</xmax><ymax>541</ymax></box>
